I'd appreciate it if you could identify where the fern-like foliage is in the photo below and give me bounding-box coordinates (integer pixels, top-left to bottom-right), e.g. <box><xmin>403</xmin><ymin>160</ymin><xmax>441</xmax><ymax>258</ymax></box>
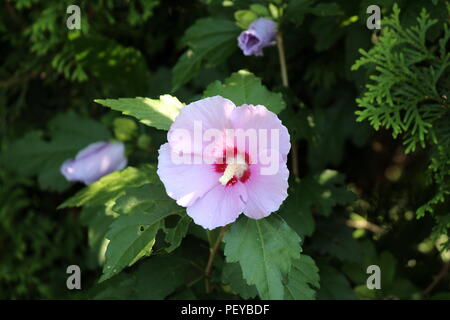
<box><xmin>352</xmin><ymin>4</ymin><xmax>450</xmax><ymax>248</ymax></box>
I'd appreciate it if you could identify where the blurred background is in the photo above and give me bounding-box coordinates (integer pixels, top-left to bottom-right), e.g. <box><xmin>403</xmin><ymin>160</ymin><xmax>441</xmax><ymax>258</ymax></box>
<box><xmin>0</xmin><ymin>0</ymin><xmax>449</xmax><ymax>299</ymax></box>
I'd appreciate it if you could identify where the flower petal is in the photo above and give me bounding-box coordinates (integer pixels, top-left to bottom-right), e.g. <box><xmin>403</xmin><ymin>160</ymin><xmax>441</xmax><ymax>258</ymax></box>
<box><xmin>61</xmin><ymin>141</ymin><xmax>127</xmax><ymax>184</ymax></box>
<box><xmin>168</xmin><ymin>96</ymin><xmax>235</xmax><ymax>158</ymax></box>
<box><xmin>238</xmin><ymin>30</ymin><xmax>263</xmax><ymax>56</ymax></box>
<box><xmin>243</xmin><ymin>157</ymin><xmax>289</xmax><ymax>219</ymax></box>
<box><xmin>75</xmin><ymin>141</ymin><xmax>108</xmax><ymax>160</ymax></box>
<box><xmin>249</xmin><ymin>18</ymin><xmax>277</xmax><ymax>45</ymax></box>
<box><xmin>230</xmin><ymin>104</ymin><xmax>291</xmax><ymax>162</ymax></box>
<box><xmin>157</xmin><ymin>143</ymin><xmax>220</xmax><ymax>207</ymax></box>
<box><xmin>237</xmin><ymin>18</ymin><xmax>276</xmax><ymax>56</ymax></box>
<box><xmin>187</xmin><ymin>182</ymin><xmax>247</xmax><ymax>230</ymax></box>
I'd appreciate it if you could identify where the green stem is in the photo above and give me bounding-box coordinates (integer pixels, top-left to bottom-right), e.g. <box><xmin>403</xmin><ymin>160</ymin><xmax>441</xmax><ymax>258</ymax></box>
<box><xmin>276</xmin><ymin>32</ymin><xmax>299</xmax><ymax>179</ymax></box>
<box><xmin>276</xmin><ymin>32</ymin><xmax>289</xmax><ymax>87</ymax></box>
<box><xmin>204</xmin><ymin>225</ymin><xmax>228</xmax><ymax>293</ymax></box>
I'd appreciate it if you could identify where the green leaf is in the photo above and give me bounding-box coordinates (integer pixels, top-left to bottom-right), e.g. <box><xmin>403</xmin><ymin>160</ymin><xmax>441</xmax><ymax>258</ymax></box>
<box><xmin>127</xmin><ymin>0</ymin><xmax>159</xmax><ymax>26</ymax></box>
<box><xmin>308</xmin><ymin>3</ymin><xmax>343</xmax><ymax>16</ymax></box>
<box><xmin>170</xmin><ymin>288</ymin><xmax>197</xmax><ymax>300</ymax></box>
<box><xmin>204</xmin><ymin>70</ymin><xmax>286</xmax><ymax>114</ymax></box>
<box><xmin>379</xmin><ymin>251</ymin><xmax>397</xmax><ymax>289</ymax></box>
<box><xmin>354</xmin><ymin>284</ymin><xmax>378</xmax><ymax>300</ymax></box>
<box><xmin>314</xmin><ymin>170</ymin><xmax>357</xmax><ymax>216</ymax></box>
<box><xmin>280</xmin><ymin>170</ymin><xmax>355</xmax><ymax>237</ymax></box>
<box><xmin>278</xmin><ymin>179</ymin><xmax>316</xmax><ymax>237</ymax></box>
<box><xmin>286</xmin><ymin>0</ymin><xmax>343</xmax><ymax>25</ymax></box>
<box><xmin>286</xmin><ymin>0</ymin><xmax>315</xmax><ymax>25</ymax></box>
<box><xmin>51</xmin><ymin>34</ymin><xmax>151</xmax><ymax>96</ymax></box>
<box><xmin>223</xmin><ymin>215</ymin><xmax>301</xmax><ymax>299</ymax></box>
<box><xmin>284</xmin><ymin>255</ymin><xmax>320</xmax><ymax>300</ymax></box>
<box><xmin>95</xmin><ymin>95</ymin><xmax>183</xmax><ymax>131</ymax></box>
<box><xmin>310</xmin><ymin>220</ymin><xmax>363</xmax><ymax>264</ymax></box>
<box><xmin>130</xmin><ymin>254</ymin><xmax>192</xmax><ymax>299</ymax></box>
<box><xmin>172</xmin><ymin>18</ymin><xmax>239</xmax><ymax>91</ymax></box>
<box><xmin>342</xmin><ymin>240</ymin><xmax>378</xmax><ymax>284</ymax></box>
<box><xmin>59</xmin><ymin>165</ymin><xmax>155</xmax><ymax>209</ymax></box>
<box><xmin>309</xmin><ymin>17</ymin><xmax>343</xmax><ymax>52</ymax></box>
<box><xmin>316</xmin><ymin>264</ymin><xmax>356</xmax><ymax>300</ymax></box>
<box><xmin>222</xmin><ymin>262</ymin><xmax>258</xmax><ymax>299</ymax></box>
<box><xmin>96</xmin><ymin>253</ymin><xmax>193</xmax><ymax>299</ymax></box>
<box><xmin>79</xmin><ymin>206</ymin><xmax>114</xmax><ymax>268</ymax></box>
<box><xmin>249</xmin><ymin>4</ymin><xmax>270</xmax><ymax>17</ymax></box>
<box><xmin>172</xmin><ymin>51</ymin><xmax>202</xmax><ymax>92</ymax></box>
<box><xmin>295</xmin><ymin>104</ymin><xmax>371</xmax><ymax>171</ymax></box>
<box><xmin>163</xmin><ymin>215</ymin><xmax>191</xmax><ymax>253</ymax></box>
<box><xmin>113</xmin><ymin>117</ymin><xmax>138</xmax><ymax>141</ymax></box>
<box><xmin>0</xmin><ymin>112</ymin><xmax>111</xmax><ymax>191</ymax></box>
<box><xmin>100</xmin><ymin>183</ymin><xmax>184</xmax><ymax>282</ymax></box>
<box><xmin>234</xmin><ymin>10</ymin><xmax>258</xmax><ymax>29</ymax></box>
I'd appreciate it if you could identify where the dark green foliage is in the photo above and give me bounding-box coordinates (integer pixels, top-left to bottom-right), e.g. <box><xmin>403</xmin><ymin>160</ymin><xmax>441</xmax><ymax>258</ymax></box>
<box><xmin>1</xmin><ymin>0</ymin><xmax>449</xmax><ymax>300</ymax></box>
<box><xmin>353</xmin><ymin>4</ymin><xmax>450</xmax><ymax>249</ymax></box>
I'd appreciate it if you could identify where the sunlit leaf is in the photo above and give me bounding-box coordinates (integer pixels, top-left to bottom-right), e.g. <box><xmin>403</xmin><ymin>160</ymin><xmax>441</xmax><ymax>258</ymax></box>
<box><xmin>95</xmin><ymin>95</ymin><xmax>184</xmax><ymax>131</ymax></box>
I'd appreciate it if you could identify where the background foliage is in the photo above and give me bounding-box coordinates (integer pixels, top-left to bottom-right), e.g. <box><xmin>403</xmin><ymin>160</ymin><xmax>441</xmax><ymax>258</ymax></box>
<box><xmin>0</xmin><ymin>0</ymin><xmax>449</xmax><ymax>300</ymax></box>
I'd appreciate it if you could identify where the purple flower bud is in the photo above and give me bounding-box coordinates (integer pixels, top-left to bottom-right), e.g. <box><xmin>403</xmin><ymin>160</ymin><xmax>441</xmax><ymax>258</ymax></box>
<box><xmin>238</xmin><ymin>18</ymin><xmax>277</xmax><ymax>56</ymax></box>
<box><xmin>61</xmin><ymin>141</ymin><xmax>127</xmax><ymax>185</ymax></box>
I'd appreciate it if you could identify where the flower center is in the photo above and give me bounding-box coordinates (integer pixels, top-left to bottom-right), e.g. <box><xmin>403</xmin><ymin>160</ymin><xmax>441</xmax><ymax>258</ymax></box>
<box><xmin>214</xmin><ymin>149</ymin><xmax>251</xmax><ymax>186</ymax></box>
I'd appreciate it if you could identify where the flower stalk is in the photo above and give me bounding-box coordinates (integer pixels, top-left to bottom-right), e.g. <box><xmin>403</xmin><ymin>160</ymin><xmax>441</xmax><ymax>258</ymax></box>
<box><xmin>276</xmin><ymin>32</ymin><xmax>299</xmax><ymax>179</ymax></box>
<box><xmin>205</xmin><ymin>225</ymin><xmax>229</xmax><ymax>293</ymax></box>
<box><xmin>276</xmin><ymin>32</ymin><xmax>289</xmax><ymax>88</ymax></box>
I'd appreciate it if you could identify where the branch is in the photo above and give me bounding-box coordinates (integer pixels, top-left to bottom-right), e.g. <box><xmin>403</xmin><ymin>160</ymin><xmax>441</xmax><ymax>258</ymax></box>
<box><xmin>422</xmin><ymin>261</ymin><xmax>450</xmax><ymax>299</ymax></box>
<box><xmin>276</xmin><ymin>32</ymin><xmax>300</xmax><ymax>179</ymax></box>
<box><xmin>346</xmin><ymin>219</ymin><xmax>383</xmax><ymax>234</ymax></box>
<box><xmin>276</xmin><ymin>32</ymin><xmax>289</xmax><ymax>87</ymax></box>
<box><xmin>204</xmin><ymin>225</ymin><xmax>229</xmax><ymax>293</ymax></box>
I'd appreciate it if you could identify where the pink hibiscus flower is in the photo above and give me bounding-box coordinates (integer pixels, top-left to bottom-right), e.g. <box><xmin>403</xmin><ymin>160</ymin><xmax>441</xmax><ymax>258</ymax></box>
<box><xmin>157</xmin><ymin>96</ymin><xmax>290</xmax><ymax>230</ymax></box>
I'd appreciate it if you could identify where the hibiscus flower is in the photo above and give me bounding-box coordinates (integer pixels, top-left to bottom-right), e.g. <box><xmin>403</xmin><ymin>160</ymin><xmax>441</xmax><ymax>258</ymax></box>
<box><xmin>157</xmin><ymin>96</ymin><xmax>290</xmax><ymax>229</ymax></box>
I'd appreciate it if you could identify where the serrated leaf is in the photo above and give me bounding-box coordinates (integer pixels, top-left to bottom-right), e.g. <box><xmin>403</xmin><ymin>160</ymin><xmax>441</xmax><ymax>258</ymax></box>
<box><xmin>95</xmin><ymin>95</ymin><xmax>184</xmax><ymax>131</ymax></box>
<box><xmin>96</xmin><ymin>253</ymin><xmax>194</xmax><ymax>299</ymax></box>
<box><xmin>172</xmin><ymin>18</ymin><xmax>239</xmax><ymax>91</ymax></box>
<box><xmin>284</xmin><ymin>255</ymin><xmax>320</xmax><ymax>300</ymax></box>
<box><xmin>99</xmin><ymin>183</ymin><xmax>184</xmax><ymax>282</ymax></box>
<box><xmin>222</xmin><ymin>262</ymin><xmax>258</xmax><ymax>299</ymax></box>
<box><xmin>223</xmin><ymin>215</ymin><xmax>301</xmax><ymax>299</ymax></box>
<box><xmin>204</xmin><ymin>70</ymin><xmax>286</xmax><ymax>114</ymax></box>
<box><xmin>59</xmin><ymin>165</ymin><xmax>155</xmax><ymax>209</ymax></box>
